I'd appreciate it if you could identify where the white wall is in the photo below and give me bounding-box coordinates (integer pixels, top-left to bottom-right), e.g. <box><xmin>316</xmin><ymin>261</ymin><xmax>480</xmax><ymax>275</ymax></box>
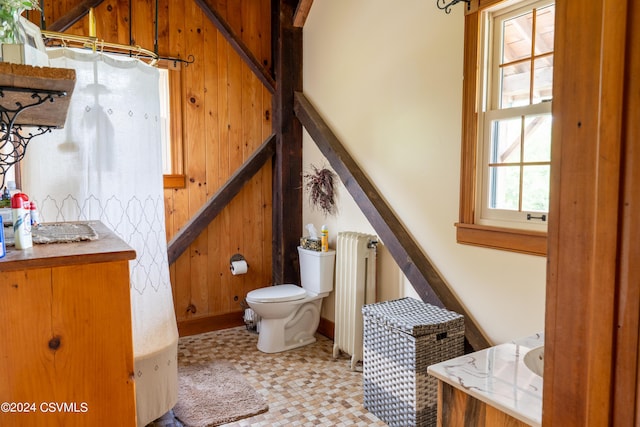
<box><xmin>302</xmin><ymin>0</ymin><xmax>546</xmax><ymax>345</ymax></box>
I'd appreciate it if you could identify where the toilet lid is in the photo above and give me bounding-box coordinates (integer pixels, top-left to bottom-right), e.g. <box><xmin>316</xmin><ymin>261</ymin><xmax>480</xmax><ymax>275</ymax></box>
<box><xmin>246</xmin><ymin>284</ymin><xmax>307</xmax><ymax>303</ymax></box>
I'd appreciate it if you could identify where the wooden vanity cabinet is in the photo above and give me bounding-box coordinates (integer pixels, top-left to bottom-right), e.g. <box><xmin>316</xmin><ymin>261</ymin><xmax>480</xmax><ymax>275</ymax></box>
<box><xmin>0</xmin><ymin>222</ymin><xmax>136</xmax><ymax>426</ymax></box>
<box><xmin>438</xmin><ymin>382</ymin><xmax>531</xmax><ymax>427</ymax></box>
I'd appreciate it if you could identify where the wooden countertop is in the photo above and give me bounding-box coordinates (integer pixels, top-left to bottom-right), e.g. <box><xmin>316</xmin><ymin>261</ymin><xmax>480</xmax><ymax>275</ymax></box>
<box><xmin>0</xmin><ymin>221</ymin><xmax>136</xmax><ymax>271</ymax></box>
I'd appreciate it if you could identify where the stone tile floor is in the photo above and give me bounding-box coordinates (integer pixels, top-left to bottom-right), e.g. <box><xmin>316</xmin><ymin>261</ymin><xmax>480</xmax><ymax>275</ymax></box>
<box><xmin>148</xmin><ymin>326</ymin><xmax>387</xmax><ymax>426</ymax></box>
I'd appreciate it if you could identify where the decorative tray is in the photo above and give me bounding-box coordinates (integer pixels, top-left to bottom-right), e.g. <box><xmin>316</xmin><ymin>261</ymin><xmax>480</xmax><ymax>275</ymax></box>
<box><xmin>4</xmin><ymin>222</ymin><xmax>99</xmax><ymax>246</ymax></box>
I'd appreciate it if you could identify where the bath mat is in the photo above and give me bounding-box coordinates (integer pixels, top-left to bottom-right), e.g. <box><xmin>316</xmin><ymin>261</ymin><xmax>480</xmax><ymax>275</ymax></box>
<box><xmin>173</xmin><ymin>360</ymin><xmax>268</xmax><ymax>427</ymax></box>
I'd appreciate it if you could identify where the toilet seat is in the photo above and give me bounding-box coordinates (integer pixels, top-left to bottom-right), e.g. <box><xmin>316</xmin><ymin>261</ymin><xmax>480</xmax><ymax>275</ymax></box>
<box><xmin>246</xmin><ymin>284</ymin><xmax>306</xmax><ymax>303</ymax></box>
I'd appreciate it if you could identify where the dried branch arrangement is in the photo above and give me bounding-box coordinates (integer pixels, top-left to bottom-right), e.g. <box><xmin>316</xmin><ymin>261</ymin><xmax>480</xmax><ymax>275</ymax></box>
<box><xmin>303</xmin><ymin>164</ymin><xmax>337</xmax><ymax>216</ymax></box>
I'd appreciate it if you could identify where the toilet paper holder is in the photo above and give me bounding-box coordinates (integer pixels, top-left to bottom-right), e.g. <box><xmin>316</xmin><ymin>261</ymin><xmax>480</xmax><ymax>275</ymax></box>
<box><xmin>230</xmin><ymin>253</ymin><xmax>248</xmax><ymax>269</ymax></box>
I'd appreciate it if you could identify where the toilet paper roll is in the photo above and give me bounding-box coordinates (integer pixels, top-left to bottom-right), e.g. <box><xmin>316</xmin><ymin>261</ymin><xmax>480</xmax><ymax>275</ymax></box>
<box><xmin>230</xmin><ymin>260</ymin><xmax>248</xmax><ymax>275</ymax></box>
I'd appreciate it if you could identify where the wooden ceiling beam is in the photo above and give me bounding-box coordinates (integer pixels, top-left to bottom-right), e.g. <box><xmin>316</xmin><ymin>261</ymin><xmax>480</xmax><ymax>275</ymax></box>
<box><xmin>167</xmin><ymin>135</ymin><xmax>276</xmax><ymax>264</ymax></box>
<box><xmin>47</xmin><ymin>0</ymin><xmax>105</xmax><ymax>32</ymax></box>
<box><xmin>294</xmin><ymin>91</ymin><xmax>491</xmax><ymax>352</ymax></box>
<box><xmin>193</xmin><ymin>0</ymin><xmax>276</xmax><ymax>93</ymax></box>
<box><xmin>293</xmin><ymin>0</ymin><xmax>314</xmax><ymax>28</ymax></box>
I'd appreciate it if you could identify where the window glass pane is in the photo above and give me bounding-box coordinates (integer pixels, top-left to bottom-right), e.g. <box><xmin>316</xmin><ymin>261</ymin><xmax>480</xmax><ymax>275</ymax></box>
<box><xmin>533</xmin><ymin>55</ymin><xmax>553</xmax><ymax>102</ymax></box>
<box><xmin>158</xmin><ymin>68</ymin><xmax>172</xmax><ymax>175</ymax></box>
<box><xmin>522</xmin><ymin>165</ymin><xmax>550</xmax><ymax>212</ymax></box>
<box><xmin>491</xmin><ymin>118</ymin><xmax>521</xmax><ymax>163</ymax></box>
<box><xmin>477</xmin><ymin>0</ymin><xmax>554</xmax><ymax>229</ymax></box>
<box><xmin>501</xmin><ymin>63</ymin><xmax>530</xmax><ymax>108</ymax></box>
<box><xmin>523</xmin><ymin>114</ymin><xmax>552</xmax><ymax>162</ymax></box>
<box><xmin>535</xmin><ymin>5</ymin><xmax>555</xmax><ymax>55</ymax></box>
<box><xmin>489</xmin><ymin>165</ymin><xmax>520</xmax><ymax>210</ymax></box>
<box><xmin>502</xmin><ymin>11</ymin><xmax>533</xmax><ymax>63</ymax></box>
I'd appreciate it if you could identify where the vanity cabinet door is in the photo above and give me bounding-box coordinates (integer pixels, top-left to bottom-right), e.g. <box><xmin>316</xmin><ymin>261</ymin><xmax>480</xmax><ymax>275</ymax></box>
<box><xmin>438</xmin><ymin>382</ymin><xmax>531</xmax><ymax>427</ymax></box>
<box><xmin>0</xmin><ymin>269</ymin><xmax>53</xmax><ymax>406</ymax></box>
<box><xmin>0</xmin><ymin>261</ymin><xmax>136</xmax><ymax>426</ymax></box>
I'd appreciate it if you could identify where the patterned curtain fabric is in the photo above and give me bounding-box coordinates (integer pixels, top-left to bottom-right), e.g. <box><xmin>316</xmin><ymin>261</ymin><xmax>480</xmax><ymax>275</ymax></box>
<box><xmin>22</xmin><ymin>48</ymin><xmax>178</xmax><ymax>426</ymax></box>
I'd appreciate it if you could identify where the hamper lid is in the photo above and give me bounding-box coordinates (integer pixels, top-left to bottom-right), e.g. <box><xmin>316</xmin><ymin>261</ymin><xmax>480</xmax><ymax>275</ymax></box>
<box><xmin>362</xmin><ymin>297</ymin><xmax>464</xmax><ymax>337</ymax></box>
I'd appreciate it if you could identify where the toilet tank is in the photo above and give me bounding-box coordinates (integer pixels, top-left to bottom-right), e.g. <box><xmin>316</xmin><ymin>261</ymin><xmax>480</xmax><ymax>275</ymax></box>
<box><xmin>297</xmin><ymin>247</ymin><xmax>336</xmax><ymax>296</ymax></box>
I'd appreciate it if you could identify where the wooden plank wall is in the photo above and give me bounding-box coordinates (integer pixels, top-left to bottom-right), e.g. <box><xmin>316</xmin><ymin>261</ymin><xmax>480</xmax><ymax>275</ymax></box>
<box><xmin>43</xmin><ymin>0</ymin><xmax>273</xmax><ymax>335</ymax></box>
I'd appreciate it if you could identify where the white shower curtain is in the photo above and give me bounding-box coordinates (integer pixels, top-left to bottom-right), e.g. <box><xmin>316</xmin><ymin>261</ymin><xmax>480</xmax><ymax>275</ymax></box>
<box><xmin>22</xmin><ymin>48</ymin><xmax>178</xmax><ymax>426</ymax></box>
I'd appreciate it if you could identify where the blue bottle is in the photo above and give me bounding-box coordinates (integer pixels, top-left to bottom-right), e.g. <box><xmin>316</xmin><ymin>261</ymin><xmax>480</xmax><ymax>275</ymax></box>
<box><xmin>0</xmin><ymin>216</ymin><xmax>5</xmax><ymax>258</ymax></box>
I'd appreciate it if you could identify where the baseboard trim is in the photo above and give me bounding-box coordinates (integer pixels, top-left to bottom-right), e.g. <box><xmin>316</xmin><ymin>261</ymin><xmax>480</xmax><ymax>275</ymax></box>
<box><xmin>317</xmin><ymin>317</ymin><xmax>334</xmax><ymax>340</ymax></box>
<box><xmin>177</xmin><ymin>311</ymin><xmax>245</xmax><ymax>337</ymax></box>
<box><xmin>178</xmin><ymin>312</ymin><xmax>335</xmax><ymax>341</ymax></box>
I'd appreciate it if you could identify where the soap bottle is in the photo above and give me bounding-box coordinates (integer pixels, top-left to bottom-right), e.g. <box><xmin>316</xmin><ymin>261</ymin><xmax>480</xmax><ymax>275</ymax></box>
<box><xmin>11</xmin><ymin>193</ymin><xmax>32</xmax><ymax>250</ymax></box>
<box><xmin>321</xmin><ymin>225</ymin><xmax>328</xmax><ymax>252</ymax></box>
<box><xmin>30</xmin><ymin>201</ymin><xmax>39</xmax><ymax>227</ymax></box>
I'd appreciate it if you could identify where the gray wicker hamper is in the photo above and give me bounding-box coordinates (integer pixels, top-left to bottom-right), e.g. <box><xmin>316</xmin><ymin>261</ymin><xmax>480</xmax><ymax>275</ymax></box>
<box><xmin>362</xmin><ymin>298</ymin><xmax>464</xmax><ymax>427</ymax></box>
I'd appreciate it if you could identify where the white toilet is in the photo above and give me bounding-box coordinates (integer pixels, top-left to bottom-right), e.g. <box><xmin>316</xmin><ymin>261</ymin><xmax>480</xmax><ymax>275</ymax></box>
<box><xmin>246</xmin><ymin>246</ymin><xmax>336</xmax><ymax>353</ymax></box>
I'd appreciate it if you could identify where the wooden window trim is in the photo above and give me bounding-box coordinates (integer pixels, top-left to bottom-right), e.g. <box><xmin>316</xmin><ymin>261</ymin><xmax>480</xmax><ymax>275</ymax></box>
<box><xmin>455</xmin><ymin>0</ymin><xmax>547</xmax><ymax>256</ymax></box>
<box><xmin>456</xmin><ymin>222</ymin><xmax>547</xmax><ymax>256</ymax></box>
<box><xmin>159</xmin><ymin>59</ymin><xmax>186</xmax><ymax>189</ymax></box>
<box><xmin>163</xmin><ymin>174</ymin><xmax>186</xmax><ymax>189</ymax></box>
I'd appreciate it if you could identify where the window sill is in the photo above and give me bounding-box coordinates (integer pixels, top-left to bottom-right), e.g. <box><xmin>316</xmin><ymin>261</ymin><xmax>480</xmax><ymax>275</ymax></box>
<box><xmin>163</xmin><ymin>174</ymin><xmax>186</xmax><ymax>189</ymax></box>
<box><xmin>455</xmin><ymin>222</ymin><xmax>547</xmax><ymax>256</ymax></box>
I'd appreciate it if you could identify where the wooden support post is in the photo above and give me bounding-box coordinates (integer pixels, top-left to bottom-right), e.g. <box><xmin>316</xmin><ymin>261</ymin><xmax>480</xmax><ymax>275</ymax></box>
<box><xmin>543</xmin><ymin>0</ymin><xmax>639</xmax><ymax>425</ymax></box>
<box><xmin>272</xmin><ymin>0</ymin><xmax>303</xmax><ymax>284</ymax></box>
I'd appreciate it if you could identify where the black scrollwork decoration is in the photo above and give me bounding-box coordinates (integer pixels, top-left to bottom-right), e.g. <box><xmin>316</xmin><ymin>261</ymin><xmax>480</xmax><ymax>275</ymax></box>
<box><xmin>437</xmin><ymin>0</ymin><xmax>471</xmax><ymax>14</ymax></box>
<box><xmin>0</xmin><ymin>87</ymin><xmax>67</xmax><ymax>188</ymax></box>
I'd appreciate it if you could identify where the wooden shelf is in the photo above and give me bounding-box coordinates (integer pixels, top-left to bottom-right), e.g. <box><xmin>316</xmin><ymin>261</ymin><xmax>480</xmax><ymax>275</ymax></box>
<box><xmin>0</xmin><ymin>62</ymin><xmax>76</xmax><ymax>128</ymax></box>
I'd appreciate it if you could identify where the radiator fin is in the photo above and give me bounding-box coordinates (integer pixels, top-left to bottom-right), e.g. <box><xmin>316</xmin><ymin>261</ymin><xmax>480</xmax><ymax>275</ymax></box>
<box><xmin>333</xmin><ymin>231</ymin><xmax>377</xmax><ymax>370</ymax></box>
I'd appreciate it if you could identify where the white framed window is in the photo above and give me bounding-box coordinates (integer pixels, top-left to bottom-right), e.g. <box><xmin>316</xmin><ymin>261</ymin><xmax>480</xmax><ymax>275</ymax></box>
<box><xmin>158</xmin><ymin>67</ymin><xmax>172</xmax><ymax>176</ymax></box>
<box><xmin>476</xmin><ymin>0</ymin><xmax>555</xmax><ymax>231</ymax></box>
<box><xmin>157</xmin><ymin>63</ymin><xmax>185</xmax><ymax>189</ymax></box>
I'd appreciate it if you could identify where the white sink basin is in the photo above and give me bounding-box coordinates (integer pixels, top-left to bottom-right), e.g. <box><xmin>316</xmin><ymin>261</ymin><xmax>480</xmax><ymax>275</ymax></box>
<box><xmin>524</xmin><ymin>345</ymin><xmax>544</xmax><ymax>377</ymax></box>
